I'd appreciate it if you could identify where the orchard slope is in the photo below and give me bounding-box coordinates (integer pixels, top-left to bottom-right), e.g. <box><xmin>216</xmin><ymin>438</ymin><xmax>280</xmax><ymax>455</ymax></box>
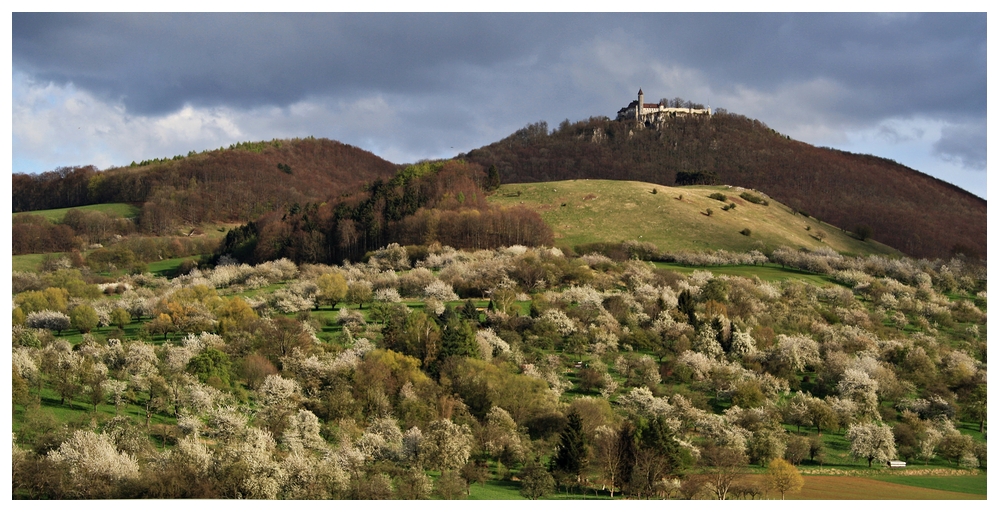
<box><xmin>12</xmin><ymin>241</ymin><xmax>987</xmax><ymax>499</ymax></box>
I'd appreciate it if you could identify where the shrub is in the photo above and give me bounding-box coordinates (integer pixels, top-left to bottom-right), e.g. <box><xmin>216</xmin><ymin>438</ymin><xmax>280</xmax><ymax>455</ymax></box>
<box><xmin>740</xmin><ymin>228</ymin><xmax>752</xmax><ymax>236</ymax></box>
<box><xmin>177</xmin><ymin>259</ymin><xmax>199</xmax><ymax>276</ymax></box>
<box><xmin>13</xmin><ymin>307</ymin><xmax>26</xmax><ymax>326</ymax></box>
<box><xmin>70</xmin><ymin>304</ymin><xmax>99</xmax><ymax>333</ymax></box>
<box><xmin>739</xmin><ymin>191</ymin><xmax>767</xmax><ymax>205</ymax></box>
<box><xmin>187</xmin><ymin>347</ymin><xmax>232</xmax><ymax>387</ymax></box>
<box><xmin>708</xmin><ymin>192</ymin><xmax>728</xmax><ymax>202</ymax></box>
<box><xmin>675</xmin><ymin>171</ymin><xmax>718</xmax><ymax>186</ymax></box>
<box><xmin>854</xmin><ymin>225</ymin><xmax>873</xmax><ymax>241</ymax></box>
<box><xmin>26</xmin><ymin>310</ymin><xmax>71</xmax><ymax>334</ymax></box>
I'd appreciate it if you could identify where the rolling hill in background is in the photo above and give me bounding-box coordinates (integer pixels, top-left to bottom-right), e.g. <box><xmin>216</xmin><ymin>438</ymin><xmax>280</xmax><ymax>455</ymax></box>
<box><xmin>12</xmin><ymin>137</ymin><xmax>401</xmax><ymax>227</ymax></box>
<box><xmin>463</xmin><ymin>113</ymin><xmax>986</xmax><ymax>260</ymax></box>
<box><xmin>12</xmin><ymin>109</ymin><xmax>986</xmax><ymax>262</ymax></box>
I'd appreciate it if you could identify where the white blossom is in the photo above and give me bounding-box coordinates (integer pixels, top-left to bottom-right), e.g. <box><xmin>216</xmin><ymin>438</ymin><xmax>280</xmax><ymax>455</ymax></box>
<box><xmin>283</xmin><ymin>409</ymin><xmax>327</xmax><ymax>453</ymax></box>
<box><xmin>730</xmin><ymin>327</ymin><xmax>757</xmax><ymax>357</ymax></box>
<box><xmin>540</xmin><ymin>308</ymin><xmax>577</xmax><ymax>336</ymax></box>
<box><xmin>692</xmin><ymin>326</ymin><xmax>723</xmax><ymax>359</ymax></box>
<box><xmin>215</xmin><ymin>426</ymin><xmax>286</xmax><ymax>499</ymax></box>
<box><xmin>258</xmin><ymin>374</ymin><xmax>301</xmax><ymax>409</ymax></box>
<box><xmin>48</xmin><ymin>430</ymin><xmax>140</xmax><ymax>487</ymax></box>
<box><xmin>476</xmin><ymin>328</ymin><xmax>511</xmax><ymax>360</ymax></box>
<box><xmin>402</xmin><ymin>426</ymin><xmax>424</xmax><ymax>464</ymax></box>
<box><xmin>12</xmin><ymin>346</ymin><xmax>39</xmax><ymax>381</ymax></box>
<box><xmin>374</xmin><ymin>287</ymin><xmax>402</xmax><ymax>302</ymax></box>
<box><xmin>618</xmin><ymin>386</ymin><xmax>675</xmax><ymax>418</ymax></box>
<box><xmin>770</xmin><ymin>334</ymin><xmax>820</xmax><ymax>372</ymax></box>
<box><xmin>846</xmin><ymin>422</ymin><xmax>897</xmax><ymax>467</ymax></box>
<box><xmin>26</xmin><ymin>310</ymin><xmax>71</xmax><ymax>332</ymax></box>
<box><xmin>420</xmin><ymin>419</ymin><xmax>473</xmax><ymax>471</ymax></box>
<box><xmin>423</xmin><ymin>279</ymin><xmax>459</xmax><ymax>302</ymax></box>
<box><xmin>268</xmin><ymin>288</ymin><xmax>315</xmax><ymax>314</ymax></box>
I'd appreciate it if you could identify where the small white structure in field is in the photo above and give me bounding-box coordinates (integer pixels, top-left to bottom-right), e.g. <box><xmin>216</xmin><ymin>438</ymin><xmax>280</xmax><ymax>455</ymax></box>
<box><xmin>886</xmin><ymin>460</ymin><xmax>906</xmax><ymax>468</ymax></box>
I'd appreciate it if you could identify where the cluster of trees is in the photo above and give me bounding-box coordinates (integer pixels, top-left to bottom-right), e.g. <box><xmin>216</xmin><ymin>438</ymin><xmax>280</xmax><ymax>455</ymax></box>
<box><xmin>14</xmin><ymin>209</ymin><xmax>218</xmax><ymax>268</ymax></box>
<box><xmin>13</xmin><ymin>214</ymin><xmax>80</xmax><ymax>254</ymax></box>
<box><xmin>463</xmin><ymin>114</ymin><xmax>986</xmax><ymax>260</ymax></box>
<box><xmin>216</xmin><ymin>160</ymin><xmax>551</xmax><ymax>265</ymax></box>
<box><xmin>12</xmin><ymin>166</ymin><xmax>98</xmax><ymax>212</ymax></box>
<box><xmin>658</xmin><ymin>98</ymin><xmax>706</xmax><ymax>109</ymax></box>
<box><xmin>13</xmin><ymin>208</ymin><xmax>141</xmax><ymax>256</ymax></box>
<box><xmin>12</xmin><ymin>244</ymin><xmax>987</xmax><ymax>499</ymax></box>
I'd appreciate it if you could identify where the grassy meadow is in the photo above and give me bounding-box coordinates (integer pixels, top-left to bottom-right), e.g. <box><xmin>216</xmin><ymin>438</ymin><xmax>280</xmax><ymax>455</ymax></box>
<box><xmin>13</xmin><ymin>202</ymin><xmax>141</xmax><ymax>222</ymax></box>
<box><xmin>489</xmin><ymin>180</ymin><xmax>900</xmax><ymax>257</ymax></box>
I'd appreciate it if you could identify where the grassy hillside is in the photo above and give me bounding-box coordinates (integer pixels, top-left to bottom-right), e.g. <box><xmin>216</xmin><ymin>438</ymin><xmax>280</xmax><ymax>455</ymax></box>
<box><xmin>12</xmin><ymin>202</ymin><xmax>141</xmax><ymax>222</ymax></box>
<box><xmin>488</xmin><ymin>180</ymin><xmax>900</xmax><ymax>257</ymax></box>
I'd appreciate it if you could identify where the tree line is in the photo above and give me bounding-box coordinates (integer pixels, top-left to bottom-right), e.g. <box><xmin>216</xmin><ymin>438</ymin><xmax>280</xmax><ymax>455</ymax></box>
<box><xmin>216</xmin><ymin>160</ymin><xmax>552</xmax><ymax>265</ymax></box>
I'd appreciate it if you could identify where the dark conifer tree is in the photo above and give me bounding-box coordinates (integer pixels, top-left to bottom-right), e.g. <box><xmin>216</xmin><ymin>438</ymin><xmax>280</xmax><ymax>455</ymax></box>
<box><xmin>678</xmin><ymin>289</ymin><xmax>698</xmax><ymax>328</ymax></box>
<box><xmin>713</xmin><ymin>316</ymin><xmax>731</xmax><ymax>353</ymax></box>
<box><xmin>551</xmin><ymin>410</ymin><xmax>588</xmax><ymax>492</ymax></box>
<box><xmin>439</xmin><ymin>307</ymin><xmax>478</xmax><ymax>360</ymax></box>
<box><xmin>486</xmin><ymin>165</ymin><xmax>501</xmax><ymax>191</ymax></box>
<box><xmin>628</xmin><ymin>415</ymin><xmax>687</xmax><ymax>497</ymax></box>
<box><xmin>461</xmin><ymin>299</ymin><xmax>480</xmax><ymax>324</ymax></box>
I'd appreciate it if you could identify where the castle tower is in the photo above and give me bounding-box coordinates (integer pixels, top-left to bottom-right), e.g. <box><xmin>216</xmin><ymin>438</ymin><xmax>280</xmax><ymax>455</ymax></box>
<box><xmin>637</xmin><ymin>88</ymin><xmax>644</xmax><ymax>121</ymax></box>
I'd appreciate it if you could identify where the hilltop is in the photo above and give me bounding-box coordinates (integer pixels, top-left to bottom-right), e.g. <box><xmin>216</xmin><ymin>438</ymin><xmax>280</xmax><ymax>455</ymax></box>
<box><xmin>12</xmin><ymin>137</ymin><xmax>401</xmax><ymax>227</ymax></box>
<box><xmin>487</xmin><ymin>180</ymin><xmax>900</xmax><ymax>257</ymax></box>
<box><xmin>464</xmin><ymin>112</ymin><xmax>986</xmax><ymax>260</ymax></box>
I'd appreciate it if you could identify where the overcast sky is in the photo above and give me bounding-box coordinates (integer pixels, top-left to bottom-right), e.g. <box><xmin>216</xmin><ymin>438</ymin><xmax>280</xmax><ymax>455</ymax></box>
<box><xmin>11</xmin><ymin>12</ymin><xmax>988</xmax><ymax>198</ymax></box>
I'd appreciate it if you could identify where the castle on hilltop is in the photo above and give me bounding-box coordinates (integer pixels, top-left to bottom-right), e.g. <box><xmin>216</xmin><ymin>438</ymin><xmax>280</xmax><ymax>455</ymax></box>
<box><xmin>616</xmin><ymin>88</ymin><xmax>711</xmax><ymax>123</ymax></box>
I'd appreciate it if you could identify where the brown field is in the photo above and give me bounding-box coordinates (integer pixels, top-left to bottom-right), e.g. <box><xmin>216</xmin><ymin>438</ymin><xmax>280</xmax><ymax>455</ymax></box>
<box><xmin>789</xmin><ymin>476</ymin><xmax>984</xmax><ymax>500</ymax></box>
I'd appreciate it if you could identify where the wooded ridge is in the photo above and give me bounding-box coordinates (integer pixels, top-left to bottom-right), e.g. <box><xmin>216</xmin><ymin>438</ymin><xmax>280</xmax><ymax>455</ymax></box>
<box><xmin>463</xmin><ymin>113</ymin><xmax>986</xmax><ymax>261</ymax></box>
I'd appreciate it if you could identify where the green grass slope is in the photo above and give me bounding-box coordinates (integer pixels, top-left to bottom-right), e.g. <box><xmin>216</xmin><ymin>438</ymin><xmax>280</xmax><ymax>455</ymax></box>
<box><xmin>13</xmin><ymin>202</ymin><xmax>141</xmax><ymax>222</ymax></box>
<box><xmin>489</xmin><ymin>180</ymin><xmax>900</xmax><ymax>257</ymax></box>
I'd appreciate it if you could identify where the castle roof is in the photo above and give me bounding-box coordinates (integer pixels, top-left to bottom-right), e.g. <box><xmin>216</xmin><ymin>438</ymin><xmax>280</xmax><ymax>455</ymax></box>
<box><xmin>638</xmin><ymin>88</ymin><xmax>643</xmax><ymax>95</ymax></box>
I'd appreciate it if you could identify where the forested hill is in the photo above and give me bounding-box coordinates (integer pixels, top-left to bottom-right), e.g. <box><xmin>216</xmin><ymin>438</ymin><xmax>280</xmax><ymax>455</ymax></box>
<box><xmin>12</xmin><ymin>137</ymin><xmax>401</xmax><ymax>229</ymax></box>
<box><xmin>463</xmin><ymin>114</ymin><xmax>986</xmax><ymax>260</ymax></box>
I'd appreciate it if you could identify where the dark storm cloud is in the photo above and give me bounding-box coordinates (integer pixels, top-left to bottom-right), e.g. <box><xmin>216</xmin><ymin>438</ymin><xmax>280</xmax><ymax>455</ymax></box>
<box><xmin>12</xmin><ymin>12</ymin><xmax>986</xmax><ymax>188</ymax></box>
<box><xmin>13</xmin><ymin>13</ymin><xmax>576</xmax><ymax>114</ymax></box>
<box><xmin>14</xmin><ymin>13</ymin><xmax>984</xmax><ymax>119</ymax></box>
<box><xmin>933</xmin><ymin>119</ymin><xmax>987</xmax><ymax>171</ymax></box>
<box><xmin>648</xmin><ymin>13</ymin><xmax>986</xmax><ymax>117</ymax></box>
